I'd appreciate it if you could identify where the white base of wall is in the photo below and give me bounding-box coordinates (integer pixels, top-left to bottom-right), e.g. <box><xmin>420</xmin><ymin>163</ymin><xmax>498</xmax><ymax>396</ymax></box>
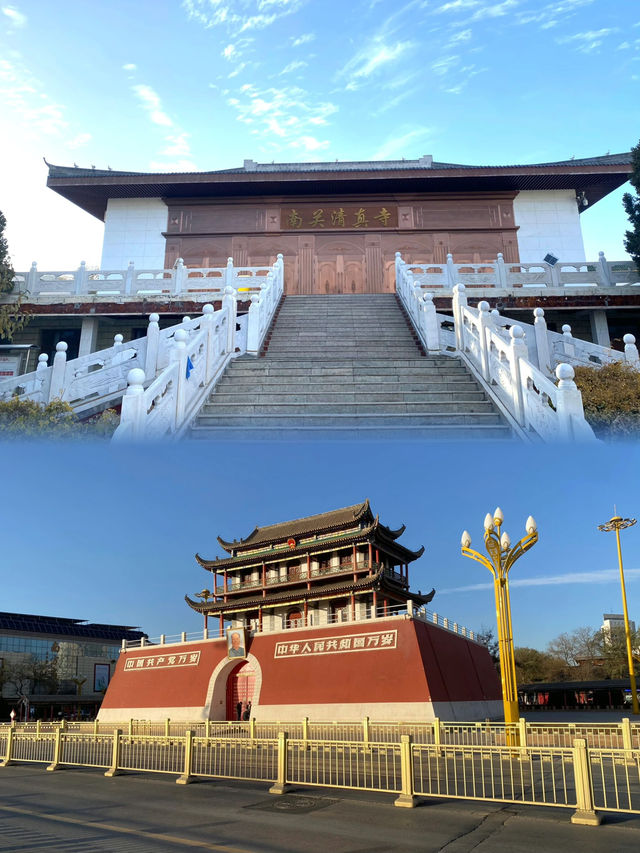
<box><xmin>101</xmin><ymin>198</ymin><xmax>168</xmax><ymax>269</ymax></box>
<box><xmin>98</xmin><ymin>699</ymin><xmax>503</xmax><ymax>724</ymax></box>
<box><xmin>514</xmin><ymin>190</ymin><xmax>586</xmax><ymax>263</ymax></box>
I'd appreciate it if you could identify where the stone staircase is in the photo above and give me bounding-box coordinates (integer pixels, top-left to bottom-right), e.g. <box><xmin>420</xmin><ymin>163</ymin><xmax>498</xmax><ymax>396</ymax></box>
<box><xmin>189</xmin><ymin>294</ymin><xmax>513</xmax><ymax>439</ymax></box>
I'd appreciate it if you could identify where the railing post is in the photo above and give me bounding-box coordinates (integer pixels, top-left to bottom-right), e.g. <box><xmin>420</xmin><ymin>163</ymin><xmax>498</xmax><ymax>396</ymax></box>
<box><xmin>36</xmin><ymin>719</ymin><xmax>42</xmax><ymax>736</ymax></box>
<box><xmin>145</xmin><ymin>313</ymin><xmax>160</xmax><ymax>380</ymax></box>
<box><xmin>363</xmin><ymin>716</ymin><xmax>370</xmax><ymax>748</ymax></box>
<box><xmin>518</xmin><ymin>717</ymin><xmax>528</xmax><ymax>749</ymax></box>
<box><xmin>496</xmin><ymin>253</ymin><xmax>507</xmax><ymax>288</ymax></box>
<box><xmin>46</xmin><ymin>727</ymin><xmax>63</xmax><ymax>771</ymax></box>
<box><xmin>205</xmin><ymin>719</ymin><xmax>211</xmax><ymax>739</ymax></box>
<box><xmin>433</xmin><ymin>717</ymin><xmax>441</xmax><ymax>748</ymax></box>
<box><xmin>225</xmin><ymin>257</ymin><xmax>235</xmax><ymax>289</ymax></box>
<box><xmin>246</xmin><ymin>294</ymin><xmax>261</xmax><ymax>356</ymax></box>
<box><xmin>571</xmin><ymin>738</ymin><xmax>601</xmax><ymax>825</ymax></box>
<box><xmin>115</xmin><ymin>368</ymin><xmax>147</xmax><ymax>440</ymax></box>
<box><xmin>176</xmin><ymin>730</ymin><xmax>194</xmax><ymax>785</ymax></box>
<box><xmin>451</xmin><ymin>284</ymin><xmax>467</xmax><ymax>352</ymax></box>
<box><xmin>302</xmin><ymin>716</ymin><xmax>309</xmax><ymax>749</ymax></box>
<box><xmin>533</xmin><ymin>307</ymin><xmax>553</xmax><ymax>374</ymax></box>
<box><xmin>562</xmin><ymin>324</ymin><xmax>575</xmax><ymax>358</ymax></box>
<box><xmin>27</xmin><ymin>261</ymin><xmax>38</xmax><ymax>293</ymax></box>
<box><xmin>0</xmin><ymin>724</ymin><xmax>14</xmax><ymax>766</ymax></box>
<box><xmin>621</xmin><ymin>717</ymin><xmax>633</xmax><ymax>752</ymax></box>
<box><xmin>172</xmin><ymin>258</ymin><xmax>186</xmax><ymax>295</ymax></box>
<box><xmin>165</xmin><ymin>718</ymin><xmax>171</xmax><ymax>738</ymax></box>
<box><xmin>104</xmin><ymin>729</ymin><xmax>122</xmax><ymax>777</ymax></box>
<box><xmin>172</xmin><ymin>329</ymin><xmax>188</xmax><ymax>428</ymax></box>
<box><xmin>597</xmin><ymin>251</ymin><xmax>612</xmax><ymax>287</ymax></box>
<box><xmin>550</xmin><ymin>260</ymin><xmax>561</xmax><ymax>288</ymax></box>
<box><xmin>75</xmin><ymin>260</ymin><xmax>88</xmax><ymax>295</ymax></box>
<box><xmin>508</xmin><ymin>326</ymin><xmax>527</xmax><ymax>425</ymax></box>
<box><xmin>48</xmin><ymin>341</ymin><xmax>68</xmax><ymax>401</ymax></box>
<box><xmin>421</xmin><ymin>293</ymin><xmax>440</xmax><ymax>352</ymax></box>
<box><xmin>124</xmin><ymin>261</ymin><xmax>135</xmax><ymax>295</ymax></box>
<box><xmin>394</xmin><ymin>734</ymin><xmax>416</xmax><ymax>808</ymax></box>
<box><xmin>93</xmin><ymin>718</ymin><xmax>99</xmax><ymax>736</ymax></box>
<box><xmin>446</xmin><ymin>253</ymin><xmax>456</xmax><ymax>288</ymax></box>
<box><xmin>128</xmin><ymin>719</ymin><xmax>134</xmax><ymax>736</ymax></box>
<box><xmin>555</xmin><ymin>364</ymin><xmax>586</xmax><ymax>440</ymax></box>
<box><xmin>222</xmin><ymin>287</ymin><xmax>237</xmax><ymax>355</ymax></box>
<box><xmin>624</xmin><ymin>334</ymin><xmax>639</xmax><ymax>366</ymax></box>
<box><xmin>477</xmin><ymin>301</ymin><xmax>491</xmax><ymax>381</ymax></box>
<box><xmin>250</xmin><ymin>718</ymin><xmax>256</xmax><ymax>741</ymax></box>
<box><xmin>269</xmin><ymin>731</ymin><xmax>289</xmax><ymax>795</ymax></box>
<box><xmin>60</xmin><ymin>718</ymin><xmax>67</xmax><ymax>732</ymax></box>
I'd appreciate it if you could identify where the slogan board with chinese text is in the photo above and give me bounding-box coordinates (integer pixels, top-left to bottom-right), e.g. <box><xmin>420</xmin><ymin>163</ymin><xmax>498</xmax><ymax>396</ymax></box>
<box><xmin>274</xmin><ymin>630</ymin><xmax>397</xmax><ymax>659</ymax></box>
<box><xmin>123</xmin><ymin>651</ymin><xmax>201</xmax><ymax>671</ymax></box>
<box><xmin>281</xmin><ymin>205</ymin><xmax>398</xmax><ymax>231</ymax></box>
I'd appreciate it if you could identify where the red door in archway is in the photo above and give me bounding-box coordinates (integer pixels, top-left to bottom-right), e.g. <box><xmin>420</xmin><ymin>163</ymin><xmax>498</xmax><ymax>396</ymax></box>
<box><xmin>226</xmin><ymin>660</ymin><xmax>256</xmax><ymax>721</ymax></box>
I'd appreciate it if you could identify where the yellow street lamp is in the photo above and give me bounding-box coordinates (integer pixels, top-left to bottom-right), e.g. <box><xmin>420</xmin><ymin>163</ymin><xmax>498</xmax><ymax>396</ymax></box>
<box><xmin>461</xmin><ymin>508</ymin><xmax>538</xmax><ymax>725</ymax></box>
<box><xmin>597</xmin><ymin>514</ymin><xmax>638</xmax><ymax>716</ymax></box>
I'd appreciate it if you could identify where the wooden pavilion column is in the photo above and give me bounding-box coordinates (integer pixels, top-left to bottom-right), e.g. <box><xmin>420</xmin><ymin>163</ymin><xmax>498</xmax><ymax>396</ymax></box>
<box><xmin>368</xmin><ymin>543</ymin><xmax>372</xmax><ymax>573</ymax></box>
<box><xmin>261</xmin><ymin>561</ymin><xmax>266</xmax><ymax>594</ymax></box>
<box><xmin>304</xmin><ymin>600</ymin><xmax>308</xmax><ymax>624</ymax></box>
<box><xmin>352</xmin><ymin>544</ymin><xmax>357</xmax><ymax>582</ymax></box>
<box><xmin>223</xmin><ymin>570</ymin><xmax>228</xmax><ymax>603</ymax></box>
<box><xmin>307</xmin><ymin>553</ymin><xmax>311</xmax><ymax>590</ymax></box>
<box><xmin>372</xmin><ymin>589</ymin><xmax>378</xmax><ymax>616</ymax></box>
<box><xmin>219</xmin><ymin>613</ymin><xmax>224</xmax><ymax>637</ymax></box>
<box><xmin>350</xmin><ymin>593</ymin><xmax>355</xmax><ymax>621</ymax></box>
<box><xmin>258</xmin><ymin>606</ymin><xmax>263</xmax><ymax>632</ymax></box>
<box><xmin>213</xmin><ymin>571</ymin><xmax>218</xmax><ymax>600</ymax></box>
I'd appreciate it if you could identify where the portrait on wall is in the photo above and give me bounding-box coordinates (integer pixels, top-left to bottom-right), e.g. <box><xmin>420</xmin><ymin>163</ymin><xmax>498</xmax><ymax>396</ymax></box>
<box><xmin>227</xmin><ymin>627</ymin><xmax>247</xmax><ymax>660</ymax></box>
<box><xmin>94</xmin><ymin>663</ymin><xmax>111</xmax><ymax>692</ymax></box>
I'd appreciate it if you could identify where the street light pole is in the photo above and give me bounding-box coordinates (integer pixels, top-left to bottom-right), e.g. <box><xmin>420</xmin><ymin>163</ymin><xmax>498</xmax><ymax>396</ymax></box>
<box><xmin>461</xmin><ymin>508</ymin><xmax>538</xmax><ymax>725</ymax></box>
<box><xmin>597</xmin><ymin>514</ymin><xmax>639</xmax><ymax>716</ymax></box>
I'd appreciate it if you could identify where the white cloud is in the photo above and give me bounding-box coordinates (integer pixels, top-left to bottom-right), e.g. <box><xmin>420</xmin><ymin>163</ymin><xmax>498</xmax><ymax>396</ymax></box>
<box><xmin>558</xmin><ymin>27</ymin><xmax>619</xmax><ymax>53</ymax></box>
<box><xmin>2</xmin><ymin>5</ymin><xmax>26</xmax><ymax>28</ymax></box>
<box><xmin>132</xmin><ymin>84</ymin><xmax>173</xmax><ymax>127</ymax></box>
<box><xmin>438</xmin><ymin>568</ymin><xmax>640</xmax><ymax>595</ymax></box>
<box><xmin>226</xmin><ymin>82</ymin><xmax>336</xmax><ymax>152</ymax></box>
<box><xmin>67</xmin><ymin>132</ymin><xmax>92</xmax><ymax>149</ymax></box>
<box><xmin>122</xmin><ymin>63</ymin><xmax>137</xmax><ymax>72</ymax></box>
<box><xmin>183</xmin><ymin>0</ymin><xmax>305</xmax><ymax>34</ymax></box>
<box><xmin>279</xmin><ymin>59</ymin><xmax>307</xmax><ymax>74</ymax></box>
<box><xmin>291</xmin><ymin>32</ymin><xmax>314</xmax><ymax>46</ymax></box>
<box><xmin>448</xmin><ymin>28</ymin><xmax>472</xmax><ymax>43</ymax></box>
<box><xmin>222</xmin><ymin>44</ymin><xmax>237</xmax><ymax>59</ymax></box>
<box><xmin>434</xmin><ymin>0</ymin><xmax>480</xmax><ymax>13</ymax></box>
<box><xmin>431</xmin><ymin>54</ymin><xmax>460</xmax><ymax>76</ymax></box>
<box><xmin>371</xmin><ymin>127</ymin><xmax>435</xmax><ymax>160</ymax></box>
<box><xmin>0</xmin><ymin>58</ymin><xmax>68</xmax><ymax>137</ymax></box>
<box><xmin>470</xmin><ymin>0</ymin><xmax>518</xmax><ymax>21</ymax></box>
<box><xmin>340</xmin><ymin>37</ymin><xmax>416</xmax><ymax>89</ymax></box>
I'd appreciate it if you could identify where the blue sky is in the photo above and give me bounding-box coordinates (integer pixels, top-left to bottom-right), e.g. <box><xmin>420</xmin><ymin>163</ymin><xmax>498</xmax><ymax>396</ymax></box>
<box><xmin>1</xmin><ymin>439</ymin><xmax>638</xmax><ymax>653</ymax></box>
<box><xmin>0</xmin><ymin>0</ymin><xmax>637</xmax><ymax>268</ymax></box>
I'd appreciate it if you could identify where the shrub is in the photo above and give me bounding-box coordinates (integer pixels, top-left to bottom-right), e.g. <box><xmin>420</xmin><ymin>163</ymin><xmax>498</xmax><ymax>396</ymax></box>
<box><xmin>573</xmin><ymin>361</ymin><xmax>640</xmax><ymax>439</ymax></box>
<box><xmin>0</xmin><ymin>398</ymin><xmax>119</xmax><ymax>438</ymax></box>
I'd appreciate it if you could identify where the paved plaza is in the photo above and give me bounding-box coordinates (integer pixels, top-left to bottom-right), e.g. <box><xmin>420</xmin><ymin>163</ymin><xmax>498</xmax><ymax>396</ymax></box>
<box><xmin>0</xmin><ymin>763</ymin><xmax>639</xmax><ymax>853</ymax></box>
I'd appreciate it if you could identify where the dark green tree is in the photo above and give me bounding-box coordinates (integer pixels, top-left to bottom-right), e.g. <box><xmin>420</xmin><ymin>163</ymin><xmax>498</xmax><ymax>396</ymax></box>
<box><xmin>0</xmin><ymin>209</ymin><xmax>29</xmax><ymax>340</ymax></box>
<box><xmin>623</xmin><ymin>139</ymin><xmax>640</xmax><ymax>275</ymax></box>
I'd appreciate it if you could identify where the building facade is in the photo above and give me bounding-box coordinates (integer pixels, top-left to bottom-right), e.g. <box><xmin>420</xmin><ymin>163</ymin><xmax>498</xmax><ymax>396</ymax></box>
<box><xmin>99</xmin><ymin>502</ymin><xmax>501</xmax><ymax>723</ymax></box>
<box><xmin>0</xmin><ymin>612</ymin><xmax>145</xmax><ymax>720</ymax></box>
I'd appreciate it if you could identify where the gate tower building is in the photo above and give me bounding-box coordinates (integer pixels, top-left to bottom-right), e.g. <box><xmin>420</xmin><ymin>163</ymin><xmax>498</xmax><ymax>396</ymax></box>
<box><xmin>99</xmin><ymin>502</ymin><xmax>502</xmax><ymax>723</ymax></box>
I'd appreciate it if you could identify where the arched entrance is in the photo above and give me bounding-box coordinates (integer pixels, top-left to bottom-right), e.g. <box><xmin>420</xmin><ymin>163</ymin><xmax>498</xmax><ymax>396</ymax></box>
<box><xmin>226</xmin><ymin>659</ymin><xmax>256</xmax><ymax>721</ymax></box>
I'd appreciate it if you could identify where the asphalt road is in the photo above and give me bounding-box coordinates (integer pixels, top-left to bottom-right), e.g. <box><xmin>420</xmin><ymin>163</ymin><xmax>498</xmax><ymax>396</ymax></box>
<box><xmin>0</xmin><ymin>764</ymin><xmax>639</xmax><ymax>853</ymax></box>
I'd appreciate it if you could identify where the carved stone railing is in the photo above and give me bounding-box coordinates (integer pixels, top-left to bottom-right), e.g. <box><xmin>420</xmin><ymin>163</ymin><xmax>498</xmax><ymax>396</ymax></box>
<box><xmin>396</xmin><ymin>251</ymin><xmax>639</xmax><ymax>291</ymax></box>
<box><xmin>11</xmin><ymin>256</ymin><xmax>284</xmax><ymax>300</ymax></box>
<box><xmin>452</xmin><ymin>288</ymin><xmax>597</xmax><ymax>441</ymax></box>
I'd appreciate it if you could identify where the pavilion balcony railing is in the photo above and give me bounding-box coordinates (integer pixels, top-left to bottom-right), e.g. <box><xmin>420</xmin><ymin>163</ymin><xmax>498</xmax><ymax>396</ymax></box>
<box><xmin>212</xmin><ymin>561</ymin><xmax>405</xmax><ymax>596</ymax></box>
<box><xmin>9</xmin><ymin>257</ymin><xmax>283</xmax><ymax>300</ymax></box>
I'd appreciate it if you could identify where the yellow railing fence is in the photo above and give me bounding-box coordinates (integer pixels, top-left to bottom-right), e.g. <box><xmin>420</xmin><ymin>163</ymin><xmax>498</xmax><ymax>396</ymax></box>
<box><xmin>1</xmin><ymin>726</ymin><xmax>639</xmax><ymax>824</ymax></box>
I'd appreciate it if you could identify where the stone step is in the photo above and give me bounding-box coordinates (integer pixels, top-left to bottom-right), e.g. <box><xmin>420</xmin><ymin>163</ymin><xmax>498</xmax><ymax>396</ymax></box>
<box><xmin>230</xmin><ymin>361</ymin><xmax>469</xmax><ymax>372</ymax></box>
<box><xmin>193</xmin><ymin>412</ymin><xmax>505</xmax><ymax>427</ymax></box>
<box><xmin>189</xmin><ymin>424</ymin><xmax>513</xmax><ymax>440</ymax></box>
<box><xmin>198</xmin><ymin>401</ymin><xmax>497</xmax><ymax>415</ymax></box>
<box><xmin>206</xmin><ymin>391</ymin><xmax>490</xmax><ymax>405</ymax></box>
<box><xmin>216</xmin><ymin>379</ymin><xmax>480</xmax><ymax>392</ymax></box>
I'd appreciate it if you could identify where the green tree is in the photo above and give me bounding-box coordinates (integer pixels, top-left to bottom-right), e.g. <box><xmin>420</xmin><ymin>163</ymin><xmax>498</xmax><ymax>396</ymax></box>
<box><xmin>623</xmin><ymin>139</ymin><xmax>640</xmax><ymax>275</ymax></box>
<box><xmin>0</xmin><ymin>398</ymin><xmax>119</xmax><ymax>438</ymax></box>
<box><xmin>3</xmin><ymin>656</ymin><xmax>59</xmax><ymax>719</ymax></box>
<box><xmin>600</xmin><ymin>625</ymin><xmax>640</xmax><ymax>679</ymax></box>
<box><xmin>514</xmin><ymin>647</ymin><xmax>566</xmax><ymax>684</ymax></box>
<box><xmin>0</xmin><ymin>209</ymin><xmax>28</xmax><ymax>341</ymax></box>
<box><xmin>546</xmin><ymin>626</ymin><xmax>603</xmax><ymax>679</ymax></box>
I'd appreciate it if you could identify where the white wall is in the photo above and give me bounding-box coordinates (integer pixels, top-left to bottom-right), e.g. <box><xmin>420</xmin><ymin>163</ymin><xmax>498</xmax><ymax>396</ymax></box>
<box><xmin>513</xmin><ymin>190</ymin><xmax>586</xmax><ymax>263</ymax></box>
<box><xmin>100</xmin><ymin>199</ymin><xmax>168</xmax><ymax>269</ymax></box>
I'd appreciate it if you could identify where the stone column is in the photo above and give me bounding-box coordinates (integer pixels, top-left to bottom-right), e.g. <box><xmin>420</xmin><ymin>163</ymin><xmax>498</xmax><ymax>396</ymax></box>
<box><xmin>78</xmin><ymin>317</ymin><xmax>100</xmax><ymax>357</ymax></box>
<box><xmin>589</xmin><ymin>310</ymin><xmax>611</xmax><ymax>348</ymax></box>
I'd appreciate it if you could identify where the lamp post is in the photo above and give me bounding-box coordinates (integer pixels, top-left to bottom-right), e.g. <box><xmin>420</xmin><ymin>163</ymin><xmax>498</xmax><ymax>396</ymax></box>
<box><xmin>597</xmin><ymin>514</ymin><xmax>638</xmax><ymax>716</ymax></box>
<box><xmin>461</xmin><ymin>508</ymin><xmax>538</xmax><ymax>725</ymax></box>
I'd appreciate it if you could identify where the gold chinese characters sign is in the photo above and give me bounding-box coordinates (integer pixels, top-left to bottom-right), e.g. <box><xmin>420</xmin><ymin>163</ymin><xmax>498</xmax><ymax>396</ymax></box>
<box><xmin>124</xmin><ymin>651</ymin><xmax>201</xmax><ymax>671</ymax></box>
<box><xmin>274</xmin><ymin>630</ymin><xmax>397</xmax><ymax>659</ymax></box>
<box><xmin>281</xmin><ymin>205</ymin><xmax>397</xmax><ymax>231</ymax></box>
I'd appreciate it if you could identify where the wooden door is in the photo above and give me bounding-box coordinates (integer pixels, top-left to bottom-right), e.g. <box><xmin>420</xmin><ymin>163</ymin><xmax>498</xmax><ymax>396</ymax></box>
<box><xmin>226</xmin><ymin>660</ymin><xmax>256</xmax><ymax>721</ymax></box>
